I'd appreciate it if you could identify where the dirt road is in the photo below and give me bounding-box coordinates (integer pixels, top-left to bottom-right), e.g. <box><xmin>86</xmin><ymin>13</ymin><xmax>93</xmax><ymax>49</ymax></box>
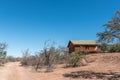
<box><xmin>0</xmin><ymin>62</ymin><xmax>40</xmax><ymax>80</ymax></box>
<box><xmin>0</xmin><ymin>62</ymin><xmax>68</xmax><ymax>80</ymax></box>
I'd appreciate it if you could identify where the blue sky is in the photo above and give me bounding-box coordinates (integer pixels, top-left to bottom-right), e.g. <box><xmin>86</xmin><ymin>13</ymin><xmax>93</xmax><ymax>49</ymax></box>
<box><xmin>0</xmin><ymin>0</ymin><xmax>120</xmax><ymax>57</ymax></box>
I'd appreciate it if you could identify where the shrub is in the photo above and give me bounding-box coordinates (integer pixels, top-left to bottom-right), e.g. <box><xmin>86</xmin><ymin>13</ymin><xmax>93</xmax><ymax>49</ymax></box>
<box><xmin>68</xmin><ymin>52</ymin><xmax>85</xmax><ymax>67</ymax></box>
<box><xmin>108</xmin><ymin>43</ymin><xmax>120</xmax><ymax>52</ymax></box>
<box><xmin>21</xmin><ymin>49</ymin><xmax>30</xmax><ymax>66</ymax></box>
<box><xmin>7</xmin><ymin>56</ymin><xmax>17</xmax><ymax>62</ymax></box>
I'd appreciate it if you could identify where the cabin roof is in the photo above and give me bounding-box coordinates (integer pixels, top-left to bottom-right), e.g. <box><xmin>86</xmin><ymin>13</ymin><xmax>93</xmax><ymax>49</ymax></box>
<box><xmin>68</xmin><ymin>40</ymin><xmax>101</xmax><ymax>47</ymax></box>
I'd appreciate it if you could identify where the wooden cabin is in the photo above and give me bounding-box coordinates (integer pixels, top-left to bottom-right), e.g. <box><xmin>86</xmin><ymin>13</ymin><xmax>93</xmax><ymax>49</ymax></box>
<box><xmin>67</xmin><ymin>40</ymin><xmax>101</xmax><ymax>53</ymax></box>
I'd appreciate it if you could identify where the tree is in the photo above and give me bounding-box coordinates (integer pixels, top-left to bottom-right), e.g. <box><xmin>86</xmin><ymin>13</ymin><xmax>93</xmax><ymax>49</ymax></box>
<box><xmin>55</xmin><ymin>46</ymin><xmax>68</xmax><ymax>64</ymax></box>
<box><xmin>21</xmin><ymin>49</ymin><xmax>30</xmax><ymax>66</ymax></box>
<box><xmin>43</xmin><ymin>40</ymin><xmax>56</xmax><ymax>72</ymax></box>
<box><xmin>101</xmin><ymin>43</ymin><xmax>109</xmax><ymax>53</ymax></box>
<box><xmin>0</xmin><ymin>42</ymin><xmax>7</xmax><ymax>64</ymax></box>
<box><xmin>31</xmin><ymin>53</ymin><xmax>44</xmax><ymax>71</ymax></box>
<box><xmin>0</xmin><ymin>42</ymin><xmax>8</xmax><ymax>52</ymax></box>
<box><xmin>97</xmin><ymin>10</ymin><xmax>120</xmax><ymax>43</ymax></box>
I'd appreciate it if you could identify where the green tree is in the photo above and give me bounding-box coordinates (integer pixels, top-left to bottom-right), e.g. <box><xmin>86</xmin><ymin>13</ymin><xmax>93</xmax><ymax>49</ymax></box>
<box><xmin>0</xmin><ymin>42</ymin><xmax>7</xmax><ymax>64</ymax></box>
<box><xmin>97</xmin><ymin>10</ymin><xmax>120</xmax><ymax>43</ymax></box>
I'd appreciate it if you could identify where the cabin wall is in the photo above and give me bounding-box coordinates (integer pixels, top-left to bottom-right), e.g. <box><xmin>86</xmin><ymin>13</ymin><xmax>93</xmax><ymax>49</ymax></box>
<box><xmin>69</xmin><ymin>45</ymin><xmax>101</xmax><ymax>53</ymax></box>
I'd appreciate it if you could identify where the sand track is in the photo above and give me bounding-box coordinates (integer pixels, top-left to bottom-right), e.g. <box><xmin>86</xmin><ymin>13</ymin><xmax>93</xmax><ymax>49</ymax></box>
<box><xmin>0</xmin><ymin>62</ymin><xmax>38</xmax><ymax>80</ymax></box>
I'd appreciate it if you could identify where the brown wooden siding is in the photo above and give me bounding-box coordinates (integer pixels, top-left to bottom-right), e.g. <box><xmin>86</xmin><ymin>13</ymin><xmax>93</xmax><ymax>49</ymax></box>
<box><xmin>68</xmin><ymin>45</ymin><xmax>101</xmax><ymax>53</ymax></box>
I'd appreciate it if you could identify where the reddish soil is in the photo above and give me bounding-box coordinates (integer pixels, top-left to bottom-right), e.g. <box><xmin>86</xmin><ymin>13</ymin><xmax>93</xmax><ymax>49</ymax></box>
<box><xmin>0</xmin><ymin>53</ymin><xmax>120</xmax><ymax>80</ymax></box>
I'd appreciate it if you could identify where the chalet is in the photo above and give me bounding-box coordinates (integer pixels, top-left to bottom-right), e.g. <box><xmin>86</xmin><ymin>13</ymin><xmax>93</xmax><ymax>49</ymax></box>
<box><xmin>67</xmin><ymin>40</ymin><xmax>101</xmax><ymax>53</ymax></box>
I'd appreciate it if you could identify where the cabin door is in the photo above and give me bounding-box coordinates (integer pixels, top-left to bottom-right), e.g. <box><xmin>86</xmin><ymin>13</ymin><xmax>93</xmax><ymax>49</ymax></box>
<box><xmin>85</xmin><ymin>46</ymin><xmax>89</xmax><ymax>53</ymax></box>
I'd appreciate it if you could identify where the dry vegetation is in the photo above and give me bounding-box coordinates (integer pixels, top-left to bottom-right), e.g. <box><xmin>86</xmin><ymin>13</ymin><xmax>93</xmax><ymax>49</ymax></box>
<box><xmin>0</xmin><ymin>53</ymin><xmax>119</xmax><ymax>80</ymax></box>
<box><xmin>63</xmin><ymin>53</ymin><xmax>120</xmax><ymax>80</ymax></box>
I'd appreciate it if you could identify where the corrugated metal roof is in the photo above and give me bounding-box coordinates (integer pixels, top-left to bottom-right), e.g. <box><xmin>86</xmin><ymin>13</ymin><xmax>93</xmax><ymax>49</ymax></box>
<box><xmin>70</xmin><ymin>40</ymin><xmax>101</xmax><ymax>45</ymax></box>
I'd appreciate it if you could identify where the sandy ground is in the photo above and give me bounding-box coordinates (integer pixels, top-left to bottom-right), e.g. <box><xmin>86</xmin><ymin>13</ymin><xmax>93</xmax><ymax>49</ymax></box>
<box><xmin>0</xmin><ymin>53</ymin><xmax>120</xmax><ymax>80</ymax></box>
<box><xmin>0</xmin><ymin>62</ymin><xmax>69</xmax><ymax>80</ymax></box>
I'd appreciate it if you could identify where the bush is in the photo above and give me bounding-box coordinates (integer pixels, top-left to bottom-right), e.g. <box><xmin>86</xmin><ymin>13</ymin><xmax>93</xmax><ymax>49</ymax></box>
<box><xmin>108</xmin><ymin>44</ymin><xmax>120</xmax><ymax>52</ymax></box>
<box><xmin>101</xmin><ymin>43</ymin><xmax>109</xmax><ymax>53</ymax></box>
<box><xmin>7</xmin><ymin>56</ymin><xmax>17</xmax><ymax>62</ymax></box>
<box><xmin>21</xmin><ymin>49</ymin><xmax>30</xmax><ymax>66</ymax></box>
<box><xmin>68</xmin><ymin>52</ymin><xmax>85</xmax><ymax>67</ymax></box>
<box><xmin>20</xmin><ymin>46</ymin><xmax>69</xmax><ymax>72</ymax></box>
